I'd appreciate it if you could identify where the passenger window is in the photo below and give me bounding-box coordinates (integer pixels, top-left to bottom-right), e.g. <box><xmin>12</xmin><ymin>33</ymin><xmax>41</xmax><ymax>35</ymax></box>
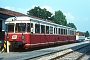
<box><xmin>30</xmin><ymin>23</ymin><xmax>33</xmax><ymax>33</ymax></box>
<box><xmin>66</xmin><ymin>29</ymin><xmax>67</xmax><ymax>35</ymax></box>
<box><xmin>54</xmin><ymin>28</ymin><xmax>55</xmax><ymax>34</ymax></box>
<box><xmin>46</xmin><ymin>26</ymin><xmax>49</xmax><ymax>34</ymax></box>
<box><xmin>58</xmin><ymin>28</ymin><xmax>60</xmax><ymax>34</ymax></box>
<box><xmin>41</xmin><ymin>25</ymin><xmax>45</xmax><ymax>33</ymax></box>
<box><xmin>27</xmin><ymin>23</ymin><xmax>30</xmax><ymax>32</ymax></box>
<box><xmin>64</xmin><ymin>29</ymin><xmax>65</xmax><ymax>35</ymax></box>
<box><xmin>56</xmin><ymin>28</ymin><xmax>57</xmax><ymax>34</ymax></box>
<box><xmin>50</xmin><ymin>26</ymin><xmax>53</xmax><ymax>34</ymax></box>
<box><xmin>35</xmin><ymin>24</ymin><xmax>40</xmax><ymax>33</ymax></box>
<box><xmin>61</xmin><ymin>29</ymin><xmax>63</xmax><ymax>34</ymax></box>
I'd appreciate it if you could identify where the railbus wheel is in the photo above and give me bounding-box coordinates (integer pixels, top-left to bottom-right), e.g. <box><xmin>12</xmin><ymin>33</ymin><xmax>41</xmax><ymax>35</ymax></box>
<box><xmin>9</xmin><ymin>42</ymin><xmax>15</xmax><ymax>52</ymax></box>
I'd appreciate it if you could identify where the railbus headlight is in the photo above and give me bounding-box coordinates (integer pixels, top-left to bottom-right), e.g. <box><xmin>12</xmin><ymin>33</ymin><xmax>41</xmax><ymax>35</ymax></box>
<box><xmin>22</xmin><ymin>33</ymin><xmax>24</xmax><ymax>40</ymax></box>
<box><xmin>6</xmin><ymin>33</ymin><xmax>9</xmax><ymax>39</ymax></box>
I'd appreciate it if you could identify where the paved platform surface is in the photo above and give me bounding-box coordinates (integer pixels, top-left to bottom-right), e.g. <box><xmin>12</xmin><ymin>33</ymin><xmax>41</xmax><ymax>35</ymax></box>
<box><xmin>0</xmin><ymin>41</ymin><xmax>90</xmax><ymax>60</ymax></box>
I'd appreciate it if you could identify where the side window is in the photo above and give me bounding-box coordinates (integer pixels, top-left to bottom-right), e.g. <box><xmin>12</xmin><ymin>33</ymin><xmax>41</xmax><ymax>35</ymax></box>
<box><xmin>27</xmin><ymin>23</ymin><xmax>33</xmax><ymax>32</ymax></box>
<box><xmin>56</xmin><ymin>28</ymin><xmax>57</xmax><ymax>34</ymax></box>
<box><xmin>35</xmin><ymin>24</ymin><xmax>40</xmax><ymax>33</ymax></box>
<box><xmin>66</xmin><ymin>29</ymin><xmax>67</xmax><ymax>35</ymax></box>
<box><xmin>50</xmin><ymin>26</ymin><xmax>53</xmax><ymax>34</ymax></box>
<box><xmin>46</xmin><ymin>26</ymin><xmax>49</xmax><ymax>34</ymax></box>
<box><xmin>70</xmin><ymin>30</ymin><xmax>72</xmax><ymax>35</ymax></box>
<box><xmin>61</xmin><ymin>29</ymin><xmax>63</xmax><ymax>34</ymax></box>
<box><xmin>54</xmin><ymin>28</ymin><xmax>55</xmax><ymax>34</ymax></box>
<box><xmin>64</xmin><ymin>29</ymin><xmax>65</xmax><ymax>35</ymax></box>
<box><xmin>27</xmin><ymin>23</ymin><xmax>30</xmax><ymax>32</ymax></box>
<box><xmin>41</xmin><ymin>25</ymin><xmax>45</xmax><ymax>33</ymax></box>
<box><xmin>72</xmin><ymin>31</ymin><xmax>74</xmax><ymax>35</ymax></box>
<box><xmin>30</xmin><ymin>23</ymin><xmax>33</xmax><ymax>33</ymax></box>
<box><xmin>68</xmin><ymin>30</ymin><xmax>70</xmax><ymax>35</ymax></box>
<box><xmin>58</xmin><ymin>28</ymin><xmax>60</xmax><ymax>34</ymax></box>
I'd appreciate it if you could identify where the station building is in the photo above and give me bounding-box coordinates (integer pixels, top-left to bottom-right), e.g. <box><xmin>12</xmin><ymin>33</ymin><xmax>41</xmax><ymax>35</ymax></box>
<box><xmin>0</xmin><ymin>7</ymin><xmax>27</xmax><ymax>49</ymax></box>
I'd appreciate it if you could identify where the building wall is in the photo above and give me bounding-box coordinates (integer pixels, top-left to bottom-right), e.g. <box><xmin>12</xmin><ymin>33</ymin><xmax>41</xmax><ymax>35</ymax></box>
<box><xmin>0</xmin><ymin>18</ymin><xmax>5</xmax><ymax>31</ymax></box>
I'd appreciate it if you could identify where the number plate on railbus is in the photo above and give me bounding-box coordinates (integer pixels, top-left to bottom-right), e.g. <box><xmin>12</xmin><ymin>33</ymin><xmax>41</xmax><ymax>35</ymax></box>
<box><xmin>12</xmin><ymin>35</ymin><xmax>17</xmax><ymax>39</ymax></box>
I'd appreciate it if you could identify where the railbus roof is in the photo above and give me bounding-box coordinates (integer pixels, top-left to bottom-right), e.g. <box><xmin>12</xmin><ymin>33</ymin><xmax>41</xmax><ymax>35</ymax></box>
<box><xmin>5</xmin><ymin>16</ymin><xmax>76</xmax><ymax>30</ymax></box>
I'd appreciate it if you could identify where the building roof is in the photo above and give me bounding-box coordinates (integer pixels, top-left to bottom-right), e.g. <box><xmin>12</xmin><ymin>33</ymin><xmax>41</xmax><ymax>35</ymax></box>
<box><xmin>0</xmin><ymin>8</ymin><xmax>27</xmax><ymax>16</ymax></box>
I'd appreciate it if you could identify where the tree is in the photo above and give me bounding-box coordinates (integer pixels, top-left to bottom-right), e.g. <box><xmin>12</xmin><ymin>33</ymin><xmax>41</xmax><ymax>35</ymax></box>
<box><xmin>51</xmin><ymin>10</ymin><xmax>67</xmax><ymax>26</ymax></box>
<box><xmin>67</xmin><ymin>22</ymin><xmax>77</xmax><ymax>29</ymax></box>
<box><xmin>85</xmin><ymin>31</ymin><xmax>89</xmax><ymax>37</ymax></box>
<box><xmin>27</xmin><ymin>6</ymin><xmax>77</xmax><ymax>29</ymax></box>
<box><xmin>27</xmin><ymin>6</ymin><xmax>52</xmax><ymax>20</ymax></box>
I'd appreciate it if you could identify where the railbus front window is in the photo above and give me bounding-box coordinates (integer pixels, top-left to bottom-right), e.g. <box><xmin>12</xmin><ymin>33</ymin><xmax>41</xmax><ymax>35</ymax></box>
<box><xmin>15</xmin><ymin>23</ymin><xmax>26</xmax><ymax>32</ymax></box>
<box><xmin>6</xmin><ymin>23</ymin><xmax>14</xmax><ymax>32</ymax></box>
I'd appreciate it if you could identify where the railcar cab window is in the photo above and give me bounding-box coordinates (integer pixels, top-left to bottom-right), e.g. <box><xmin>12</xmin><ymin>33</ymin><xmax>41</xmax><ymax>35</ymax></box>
<box><xmin>15</xmin><ymin>23</ymin><xmax>26</xmax><ymax>32</ymax></box>
<box><xmin>35</xmin><ymin>24</ymin><xmax>40</xmax><ymax>33</ymax></box>
<box><xmin>6</xmin><ymin>23</ymin><xmax>14</xmax><ymax>32</ymax></box>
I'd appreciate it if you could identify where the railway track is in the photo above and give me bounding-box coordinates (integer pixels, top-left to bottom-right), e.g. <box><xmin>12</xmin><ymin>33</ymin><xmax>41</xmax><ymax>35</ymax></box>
<box><xmin>26</xmin><ymin>43</ymin><xmax>90</xmax><ymax>60</ymax></box>
<box><xmin>53</xmin><ymin>44</ymin><xmax>90</xmax><ymax>60</ymax></box>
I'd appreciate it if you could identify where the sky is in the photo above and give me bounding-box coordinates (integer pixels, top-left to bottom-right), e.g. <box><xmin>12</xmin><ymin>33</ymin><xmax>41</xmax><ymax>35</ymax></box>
<box><xmin>0</xmin><ymin>0</ymin><xmax>90</xmax><ymax>32</ymax></box>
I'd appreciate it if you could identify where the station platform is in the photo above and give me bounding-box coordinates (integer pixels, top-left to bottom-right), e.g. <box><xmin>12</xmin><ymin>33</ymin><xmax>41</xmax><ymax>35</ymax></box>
<box><xmin>0</xmin><ymin>41</ymin><xmax>90</xmax><ymax>60</ymax></box>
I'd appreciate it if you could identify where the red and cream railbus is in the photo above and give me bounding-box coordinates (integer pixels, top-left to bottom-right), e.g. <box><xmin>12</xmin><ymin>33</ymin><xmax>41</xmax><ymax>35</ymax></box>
<box><xmin>5</xmin><ymin>16</ymin><xmax>76</xmax><ymax>49</ymax></box>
